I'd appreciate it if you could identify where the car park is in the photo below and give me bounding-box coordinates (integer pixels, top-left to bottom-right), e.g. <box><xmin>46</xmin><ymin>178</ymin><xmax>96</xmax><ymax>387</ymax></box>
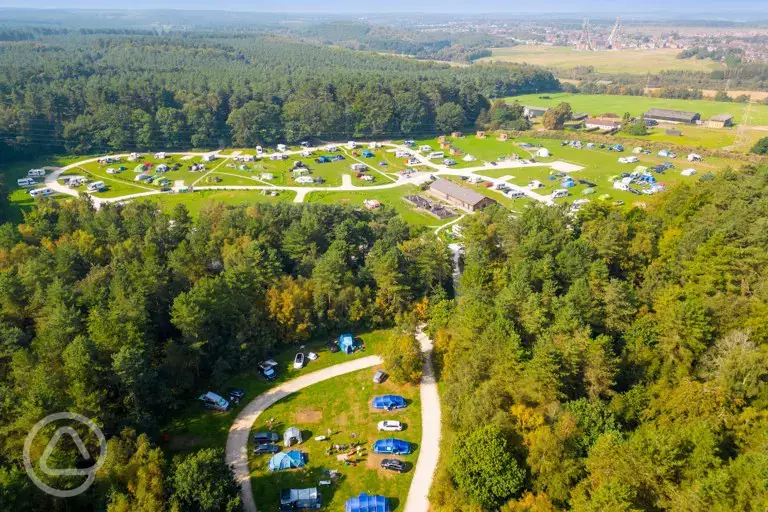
<box><xmin>377</xmin><ymin>420</ymin><xmax>403</xmax><ymax>432</ymax></box>
<box><xmin>380</xmin><ymin>459</ymin><xmax>406</xmax><ymax>473</ymax></box>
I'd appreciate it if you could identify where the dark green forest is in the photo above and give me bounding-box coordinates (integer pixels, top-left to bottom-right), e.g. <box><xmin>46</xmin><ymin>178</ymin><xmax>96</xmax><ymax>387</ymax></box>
<box><xmin>0</xmin><ymin>31</ymin><xmax>557</xmax><ymax>160</ymax></box>
<box><xmin>0</xmin><ymin>198</ymin><xmax>452</xmax><ymax>510</ymax></box>
<box><xmin>427</xmin><ymin>165</ymin><xmax>768</xmax><ymax>511</ymax></box>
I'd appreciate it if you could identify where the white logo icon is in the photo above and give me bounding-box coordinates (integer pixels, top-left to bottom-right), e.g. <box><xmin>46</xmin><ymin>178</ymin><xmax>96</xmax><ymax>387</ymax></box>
<box><xmin>23</xmin><ymin>412</ymin><xmax>108</xmax><ymax>498</ymax></box>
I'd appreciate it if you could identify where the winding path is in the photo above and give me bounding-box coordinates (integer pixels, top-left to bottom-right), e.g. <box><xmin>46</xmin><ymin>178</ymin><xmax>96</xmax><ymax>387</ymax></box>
<box><xmin>226</xmin><ymin>356</ymin><xmax>383</xmax><ymax>512</ymax></box>
<box><xmin>404</xmin><ymin>326</ymin><xmax>443</xmax><ymax>512</ymax></box>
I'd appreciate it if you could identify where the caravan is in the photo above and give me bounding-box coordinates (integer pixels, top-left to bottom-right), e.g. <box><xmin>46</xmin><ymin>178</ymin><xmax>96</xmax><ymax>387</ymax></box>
<box><xmin>29</xmin><ymin>187</ymin><xmax>53</xmax><ymax>197</ymax></box>
<box><xmin>427</xmin><ymin>151</ymin><xmax>444</xmax><ymax>160</ymax></box>
<box><xmin>27</xmin><ymin>169</ymin><xmax>46</xmax><ymax>177</ymax></box>
<box><xmin>17</xmin><ymin>177</ymin><xmax>36</xmax><ymax>187</ymax></box>
<box><xmin>87</xmin><ymin>181</ymin><xmax>106</xmax><ymax>192</ymax></box>
<box><xmin>551</xmin><ymin>189</ymin><xmax>569</xmax><ymax>199</ymax></box>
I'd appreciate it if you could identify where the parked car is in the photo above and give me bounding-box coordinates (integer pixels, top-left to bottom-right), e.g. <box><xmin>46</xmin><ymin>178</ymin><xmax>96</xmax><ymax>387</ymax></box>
<box><xmin>373</xmin><ymin>370</ymin><xmax>388</xmax><ymax>384</ymax></box>
<box><xmin>327</xmin><ymin>342</ymin><xmax>340</xmax><ymax>353</ymax></box>
<box><xmin>377</xmin><ymin>420</ymin><xmax>403</xmax><ymax>432</ymax></box>
<box><xmin>293</xmin><ymin>353</ymin><xmax>305</xmax><ymax>369</ymax></box>
<box><xmin>199</xmin><ymin>391</ymin><xmax>230</xmax><ymax>411</ymax></box>
<box><xmin>380</xmin><ymin>459</ymin><xmax>406</xmax><ymax>473</ymax></box>
<box><xmin>259</xmin><ymin>361</ymin><xmax>278</xmax><ymax>380</ymax></box>
<box><xmin>253</xmin><ymin>432</ymin><xmax>279</xmax><ymax>443</ymax></box>
<box><xmin>253</xmin><ymin>443</ymin><xmax>280</xmax><ymax>454</ymax></box>
<box><xmin>226</xmin><ymin>387</ymin><xmax>245</xmax><ymax>404</ymax></box>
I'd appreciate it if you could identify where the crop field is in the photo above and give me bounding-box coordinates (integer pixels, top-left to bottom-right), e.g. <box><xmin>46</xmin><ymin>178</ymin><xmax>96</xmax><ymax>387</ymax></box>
<box><xmin>506</xmin><ymin>93</ymin><xmax>768</xmax><ymax>127</ymax></box>
<box><xmin>480</xmin><ymin>46</ymin><xmax>721</xmax><ymax>74</ymax></box>
<box><xmin>248</xmin><ymin>367</ymin><xmax>421</xmax><ymax>512</ymax></box>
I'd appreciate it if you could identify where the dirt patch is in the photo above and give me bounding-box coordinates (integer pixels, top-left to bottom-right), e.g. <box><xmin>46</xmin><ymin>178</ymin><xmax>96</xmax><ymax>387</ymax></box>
<box><xmin>336</xmin><ymin>412</ymin><xmax>349</xmax><ymax>427</ymax></box>
<box><xmin>294</xmin><ymin>408</ymin><xmax>323</xmax><ymax>423</ymax></box>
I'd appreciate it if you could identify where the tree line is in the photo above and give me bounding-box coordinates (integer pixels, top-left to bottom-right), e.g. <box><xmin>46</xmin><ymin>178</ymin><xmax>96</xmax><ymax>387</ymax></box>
<box><xmin>0</xmin><ymin>32</ymin><xmax>558</xmax><ymax>161</ymax></box>
<box><xmin>426</xmin><ymin>164</ymin><xmax>768</xmax><ymax>511</ymax></box>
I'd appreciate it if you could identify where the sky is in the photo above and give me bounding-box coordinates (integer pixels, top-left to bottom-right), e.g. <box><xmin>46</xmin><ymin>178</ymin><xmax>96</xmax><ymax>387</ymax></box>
<box><xmin>0</xmin><ymin>0</ymin><xmax>766</xmax><ymax>15</ymax></box>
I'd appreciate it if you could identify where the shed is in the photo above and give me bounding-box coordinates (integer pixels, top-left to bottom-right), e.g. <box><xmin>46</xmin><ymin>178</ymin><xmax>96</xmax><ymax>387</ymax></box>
<box><xmin>644</xmin><ymin>108</ymin><xmax>700</xmax><ymax>124</ymax></box>
<box><xmin>707</xmin><ymin>113</ymin><xmax>734</xmax><ymax>128</ymax></box>
<box><xmin>373</xmin><ymin>438</ymin><xmax>411</xmax><ymax>455</ymax></box>
<box><xmin>284</xmin><ymin>427</ymin><xmax>303</xmax><ymax>447</ymax></box>
<box><xmin>371</xmin><ymin>395</ymin><xmax>406</xmax><ymax>410</ymax></box>
<box><xmin>267</xmin><ymin>450</ymin><xmax>305</xmax><ymax>471</ymax></box>
<box><xmin>338</xmin><ymin>334</ymin><xmax>358</xmax><ymax>354</ymax></box>
<box><xmin>345</xmin><ymin>493</ymin><xmax>390</xmax><ymax>512</ymax></box>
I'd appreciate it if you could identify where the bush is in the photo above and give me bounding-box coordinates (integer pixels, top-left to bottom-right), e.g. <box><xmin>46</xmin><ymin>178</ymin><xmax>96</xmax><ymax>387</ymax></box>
<box><xmin>382</xmin><ymin>331</ymin><xmax>423</xmax><ymax>384</ymax></box>
<box><xmin>751</xmin><ymin>137</ymin><xmax>768</xmax><ymax>155</ymax></box>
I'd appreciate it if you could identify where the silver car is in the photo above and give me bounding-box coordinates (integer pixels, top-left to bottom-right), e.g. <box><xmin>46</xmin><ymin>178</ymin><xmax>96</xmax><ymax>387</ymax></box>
<box><xmin>377</xmin><ymin>420</ymin><xmax>403</xmax><ymax>432</ymax></box>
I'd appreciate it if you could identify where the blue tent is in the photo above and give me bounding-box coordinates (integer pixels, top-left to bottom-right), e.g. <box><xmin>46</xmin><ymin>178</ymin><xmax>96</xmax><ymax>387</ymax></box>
<box><xmin>362</xmin><ymin>150</ymin><xmax>374</xmax><ymax>158</ymax></box>
<box><xmin>345</xmin><ymin>493</ymin><xmax>390</xmax><ymax>512</ymax></box>
<box><xmin>371</xmin><ymin>395</ymin><xmax>406</xmax><ymax>410</ymax></box>
<box><xmin>373</xmin><ymin>438</ymin><xmax>411</xmax><ymax>455</ymax></box>
<box><xmin>338</xmin><ymin>334</ymin><xmax>357</xmax><ymax>354</ymax></box>
<box><xmin>267</xmin><ymin>450</ymin><xmax>305</xmax><ymax>471</ymax></box>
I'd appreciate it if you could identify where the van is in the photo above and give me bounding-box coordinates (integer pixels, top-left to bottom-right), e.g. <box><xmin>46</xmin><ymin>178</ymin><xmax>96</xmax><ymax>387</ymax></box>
<box><xmin>17</xmin><ymin>177</ymin><xmax>36</xmax><ymax>187</ymax></box>
<box><xmin>27</xmin><ymin>169</ymin><xmax>45</xmax><ymax>177</ymax></box>
<box><xmin>199</xmin><ymin>391</ymin><xmax>230</xmax><ymax>411</ymax></box>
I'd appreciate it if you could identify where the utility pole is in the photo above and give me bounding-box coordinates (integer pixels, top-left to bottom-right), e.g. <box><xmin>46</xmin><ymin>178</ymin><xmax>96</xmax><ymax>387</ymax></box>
<box><xmin>608</xmin><ymin>17</ymin><xmax>622</xmax><ymax>50</ymax></box>
<box><xmin>578</xmin><ymin>18</ymin><xmax>594</xmax><ymax>51</ymax></box>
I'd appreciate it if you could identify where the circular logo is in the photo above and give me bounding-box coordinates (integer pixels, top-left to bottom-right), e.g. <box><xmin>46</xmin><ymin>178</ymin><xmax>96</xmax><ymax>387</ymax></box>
<box><xmin>23</xmin><ymin>412</ymin><xmax>108</xmax><ymax>498</ymax></box>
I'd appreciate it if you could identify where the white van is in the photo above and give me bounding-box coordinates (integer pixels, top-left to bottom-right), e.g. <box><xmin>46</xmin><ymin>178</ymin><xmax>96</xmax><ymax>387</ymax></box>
<box><xmin>256</xmin><ymin>145</ymin><xmax>263</xmax><ymax>154</ymax></box>
<box><xmin>552</xmin><ymin>189</ymin><xmax>569</xmax><ymax>199</ymax></box>
<box><xmin>277</xmin><ymin>144</ymin><xmax>287</xmax><ymax>152</ymax></box>
<box><xmin>27</xmin><ymin>168</ymin><xmax>46</xmax><ymax>177</ymax></box>
<box><xmin>17</xmin><ymin>177</ymin><xmax>36</xmax><ymax>187</ymax></box>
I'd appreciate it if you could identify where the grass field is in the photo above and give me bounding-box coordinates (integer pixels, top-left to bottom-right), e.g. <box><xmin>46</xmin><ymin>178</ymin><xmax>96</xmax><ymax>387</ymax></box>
<box><xmin>480</xmin><ymin>46</ymin><xmax>721</xmax><ymax>75</ymax></box>
<box><xmin>506</xmin><ymin>92</ymin><xmax>768</xmax><ymax>127</ymax></box>
<box><xmin>249</xmin><ymin>367</ymin><xmax>420</xmax><ymax>512</ymax></box>
<box><xmin>138</xmin><ymin>189</ymin><xmax>296</xmax><ymax>217</ymax></box>
<box><xmin>163</xmin><ymin>329</ymin><xmax>394</xmax><ymax>453</ymax></box>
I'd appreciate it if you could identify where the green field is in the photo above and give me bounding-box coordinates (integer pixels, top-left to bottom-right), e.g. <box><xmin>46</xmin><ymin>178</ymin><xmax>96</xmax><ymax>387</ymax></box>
<box><xmin>506</xmin><ymin>92</ymin><xmax>768</xmax><ymax>127</ymax></box>
<box><xmin>138</xmin><ymin>189</ymin><xmax>296</xmax><ymax>217</ymax></box>
<box><xmin>163</xmin><ymin>329</ymin><xmax>393</xmax><ymax>453</ymax></box>
<box><xmin>480</xmin><ymin>46</ymin><xmax>721</xmax><ymax>75</ymax></box>
<box><xmin>249</xmin><ymin>367</ymin><xmax>420</xmax><ymax>512</ymax></box>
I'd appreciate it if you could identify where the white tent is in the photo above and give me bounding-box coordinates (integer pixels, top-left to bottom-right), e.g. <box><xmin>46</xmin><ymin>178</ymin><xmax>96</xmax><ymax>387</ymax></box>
<box><xmin>284</xmin><ymin>427</ymin><xmax>303</xmax><ymax>447</ymax></box>
<box><xmin>536</xmin><ymin>148</ymin><xmax>551</xmax><ymax>158</ymax></box>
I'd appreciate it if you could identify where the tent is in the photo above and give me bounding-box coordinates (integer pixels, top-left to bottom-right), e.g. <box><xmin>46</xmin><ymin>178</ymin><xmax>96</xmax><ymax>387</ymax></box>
<box><xmin>345</xmin><ymin>493</ymin><xmax>390</xmax><ymax>512</ymax></box>
<box><xmin>267</xmin><ymin>450</ymin><xmax>305</xmax><ymax>471</ymax></box>
<box><xmin>338</xmin><ymin>334</ymin><xmax>358</xmax><ymax>354</ymax></box>
<box><xmin>280</xmin><ymin>488</ymin><xmax>320</xmax><ymax>510</ymax></box>
<box><xmin>373</xmin><ymin>438</ymin><xmax>411</xmax><ymax>455</ymax></box>
<box><xmin>371</xmin><ymin>395</ymin><xmax>406</xmax><ymax>410</ymax></box>
<box><xmin>536</xmin><ymin>148</ymin><xmax>551</xmax><ymax>158</ymax></box>
<box><xmin>283</xmin><ymin>427</ymin><xmax>303</xmax><ymax>447</ymax></box>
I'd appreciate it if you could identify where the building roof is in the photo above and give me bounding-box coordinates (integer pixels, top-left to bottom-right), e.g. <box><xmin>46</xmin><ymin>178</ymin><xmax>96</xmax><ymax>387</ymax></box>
<box><xmin>645</xmin><ymin>108</ymin><xmax>700</xmax><ymax>122</ymax></box>
<box><xmin>709</xmin><ymin>113</ymin><xmax>734</xmax><ymax>122</ymax></box>
<box><xmin>430</xmin><ymin>179</ymin><xmax>487</xmax><ymax>207</ymax></box>
<box><xmin>586</xmin><ymin>118</ymin><xmax>619</xmax><ymax>127</ymax></box>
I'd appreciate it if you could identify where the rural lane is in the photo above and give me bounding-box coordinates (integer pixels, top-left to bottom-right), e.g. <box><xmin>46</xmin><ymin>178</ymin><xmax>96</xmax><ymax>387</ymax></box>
<box><xmin>404</xmin><ymin>326</ymin><xmax>443</xmax><ymax>512</ymax></box>
<box><xmin>225</xmin><ymin>355</ymin><xmax>383</xmax><ymax>512</ymax></box>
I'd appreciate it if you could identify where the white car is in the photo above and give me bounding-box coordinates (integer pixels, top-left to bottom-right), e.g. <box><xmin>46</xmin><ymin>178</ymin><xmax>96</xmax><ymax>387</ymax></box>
<box><xmin>293</xmin><ymin>353</ymin><xmax>305</xmax><ymax>369</ymax></box>
<box><xmin>377</xmin><ymin>420</ymin><xmax>403</xmax><ymax>432</ymax></box>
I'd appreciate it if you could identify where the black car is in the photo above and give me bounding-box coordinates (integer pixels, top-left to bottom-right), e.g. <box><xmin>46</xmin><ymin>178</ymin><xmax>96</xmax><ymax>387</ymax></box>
<box><xmin>227</xmin><ymin>387</ymin><xmax>245</xmax><ymax>404</ymax></box>
<box><xmin>160</xmin><ymin>187</ymin><xmax>172</xmax><ymax>192</ymax></box>
<box><xmin>253</xmin><ymin>444</ymin><xmax>280</xmax><ymax>454</ymax></box>
<box><xmin>381</xmin><ymin>459</ymin><xmax>406</xmax><ymax>473</ymax></box>
<box><xmin>253</xmin><ymin>432</ymin><xmax>279</xmax><ymax>443</ymax></box>
<box><xmin>327</xmin><ymin>342</ymin><xmax>340</xmax><ymax>353</ymax></box>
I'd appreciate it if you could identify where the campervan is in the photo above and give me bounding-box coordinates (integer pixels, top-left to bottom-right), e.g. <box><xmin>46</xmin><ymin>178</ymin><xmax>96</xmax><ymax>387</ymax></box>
<box><xmin>551</xmin><ymin>189</ymin><xmax>569</xmax><ymax>199</ymax></box>
<box><xmin>27</xmin><ymin>169</ymin><xmax>45</xmax><ymax>177</ymax></box>
<box><xmin>277</xmin><ymin>144</ymin><xmax>287</xmax><ymax>152</ymax></box>
<box><xmin>87</xmin><ymin>181</ymin><xmax>106</xmax><ymax>192</ymax></box>
<box><xmin>29</xmin><ymin>188</ymin><xmax>53</xmax><ymax>197</ymax></box>
<box><xmin>506</xmin><ymin>190</ymin><xmax>525</xmax><ymax>199</ymax></box>
<box><xmin>17</xmin><ymin>178</ymin><xmax>36</xmax><ymax>187</ymax></box>
<box><xmin>346</xmin><ymin>141</ymin><xmax>357</xmax><ymax>149</ymax></box>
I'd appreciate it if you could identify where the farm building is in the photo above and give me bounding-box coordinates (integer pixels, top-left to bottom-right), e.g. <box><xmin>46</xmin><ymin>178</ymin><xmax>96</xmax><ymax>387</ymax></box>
<box><xmin>571</xmin><ymin>112</ymin><xmax>589</xmax><ymax>121</ymax></box>
<box><xmin>267</xmin><ymin>451</ymin><xmax>305</xmax><ymax>472</ymax></box>
<box><xmin>707</xmin><ymin>114</ymin><xmax>734</xmax><ymax>128</ymax></box>
<box><xmin>644</xmin><ymin>108</ymin><xmax>700</xmax><ymax>124</ymax></box>
<box><xmin>524</xmin><ymin>106</ymin><xmax>549</xmax><ymax>118</ymax></box>
<box><xmin>429</xmin><ymin>179</ymin><xmax>496</xmax><ymax>212</ymax></box>
<box><xmin>585</xmin><ymin>118</ymin><xmax>620</xmax><ymax>130</ymax></box>
<box><xmin>345</xmin><ymin>493</ymin><xmax>390</xmax><ymax>512</ymax></box>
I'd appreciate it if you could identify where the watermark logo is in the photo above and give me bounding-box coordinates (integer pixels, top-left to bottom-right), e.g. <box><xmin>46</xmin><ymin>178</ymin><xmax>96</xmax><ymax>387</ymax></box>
<box><xmin>23</xmin><ymin>412</ymin><xmax>107</xmax><ymax>498</ymax></box>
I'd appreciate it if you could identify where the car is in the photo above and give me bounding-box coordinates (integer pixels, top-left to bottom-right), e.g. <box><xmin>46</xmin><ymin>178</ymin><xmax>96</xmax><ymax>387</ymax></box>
<box><xmin>226</xmin><ymin>387</ymin><xmax>245</xmax><ymax>404</ymax></box>
<box><xmin>160</xmin><ymin>187</ymin><xmax>172</xmax><ymax>192</ymax></box>
<box><xmin>253</xmin><ymin>432</ymin><xmax>279</xmax><ymax>443</ymax></box>
<box><xmin>380</xmin><ymin>459</ymin><xmax>406</xmax><ymax>473</ymax></box>
<box><xmin>327</xmin><ymin>342</ymin><xmax>340</xmax><ymax>353</ymax></box>
<box><xmin>489</xmin><ymin>161</ymin><xmax>497</xmax><ymax>166</ymax></box>
<box><xmin>199</xmin><ymin>391</ymin><xmax>230</xmax><ymax>411</ymax></box>
<box><xmin>258</xmin><ymin>361</ymin><xmax>278</xmax><ymax>380</ymax></box>
<box><xmin>253</xmin><ymin>443</ymin><xmax>280</xmax><ymax>454</ymax></box>
<box><xmin>377</xmin><ymin>420</ymin><xmax>403</xmax><ymax>432</ymax></box>
<box><xmin>613</xmin><ymin>200</ymin><xmax>625</xmax><ymax>206</ymax></box>
<box><xmin>293</xmin><ymin>353</ymin><xmax>305</xmax><ymax>369</ymax></box>
<box><xmin>373</xmin><ymin>370</ymin><xmax>387</xmax><ymax>383</ymax></box>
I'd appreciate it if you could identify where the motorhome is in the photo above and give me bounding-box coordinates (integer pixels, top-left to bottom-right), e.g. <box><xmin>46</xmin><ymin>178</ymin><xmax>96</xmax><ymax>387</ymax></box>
<box><xmin>29</xmin><ymin>187</ymin><xmax>53</xmax><ymax>197</ymax></box>
<box><xmin>277</xmin><ymin>144</ymin><xmax>287</xmax><ymax>152</ymax></box>
<box><xmin>17</xmin><ymin>177</ymin><xmax>36</xmax><ymax>187</ymax></box>
<box><xmin>27</xmin><ymin>169</ymin><xmax>46</xmax><ymax>177</ymax></box>
<box><xmin>346</xmin><ymin>141</ymin><xmax>357</xmax><ymax>149</ymax></box>
<box><xmin>87</xmin><ymin>181</ymin><xmax>106</xmax><ymax>192</ymax></box>
<box><xmin>551</xmin><ymin>189</ymin><xmax>569</xmax><ymax>199</ymax></box>
<box><xmin>506</xmin><ymin>190</ymin><xmax>525</xmax><ymax>199</ymax></box>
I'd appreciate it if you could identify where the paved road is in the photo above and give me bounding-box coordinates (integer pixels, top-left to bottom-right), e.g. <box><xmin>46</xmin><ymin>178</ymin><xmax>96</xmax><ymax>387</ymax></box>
<box><xmin>404</xmin><ymin>326</ymin><xmax>442</xmax><ymax>512</ymax></box>
<box><xmin>225</xmin><ymin>355</ymin><xmax>383</xmax><ymax>512</ymax></box>
<box><xmin>41</xmin><ymin>142</ymin><xmax>576</xmax><ymax>208</ymax></box>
